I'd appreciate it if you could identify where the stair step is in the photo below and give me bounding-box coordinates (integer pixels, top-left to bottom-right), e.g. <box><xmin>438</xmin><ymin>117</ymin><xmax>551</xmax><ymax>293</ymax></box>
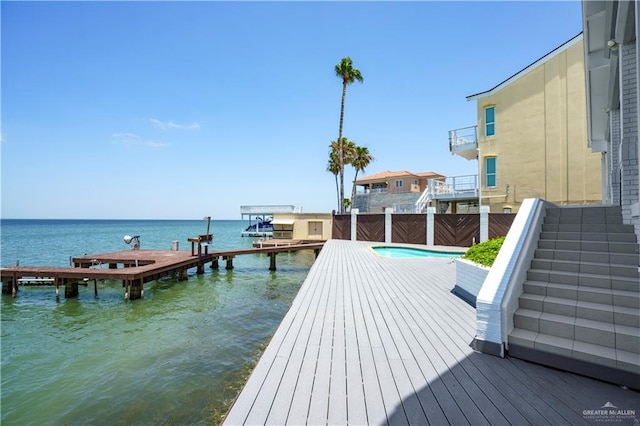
<box><xmin>522</xmin><ymin>280</ymin><xmax>639</xmax><ymax>309</ymax></box>
<box><xmin>546</xmin><ymin>206</ymin><xmax>622</xmax><ymax>218</ymax></box>
<box><xmin>539</xmin><ymin>231</ymin><xmax>638</xmax><ymax>242</ymax></box>
<box><xmin>527</xmin><ymin>268</ymin><xmax>640</xmax><ymax>291</ymax></box>
<box><xmin>512</xmin><ymin>309</ymin><xmax>640</xmax><ymax>352</ymax></box>
<box><xmin>530</xmin><ymin>258</ymin><xmax>639</xmax><ymax>278</ymax></box>
<box><xmin>518</xmin><ymin>293</ymin><xmax>640</xmax><ymax>326</ymax></box>
<box><xmin>541</xmin><ymin>223</ymin><xmax>636</xmax><ymax>233</ymax></box>
<box><xmin>537</xmin><ymin>239</ymin><xmax>639</xmax><ymax>254</ymax></box>
<box><xmin>534</xmin><ymin>248</ymin><xmax>639</xmax><ymax>266</ymax></box>
<box><xmin>508</xmin><ymin>329</ymin><xmax>639</xmax><ymax>374</ymax></box>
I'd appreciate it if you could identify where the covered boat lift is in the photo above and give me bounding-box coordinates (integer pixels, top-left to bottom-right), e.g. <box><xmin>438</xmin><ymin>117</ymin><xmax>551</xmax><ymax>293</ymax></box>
<box><xmin>240</xmin><ymin>205</ymin><xmax>301</xmax><ymax>237</ymax></box>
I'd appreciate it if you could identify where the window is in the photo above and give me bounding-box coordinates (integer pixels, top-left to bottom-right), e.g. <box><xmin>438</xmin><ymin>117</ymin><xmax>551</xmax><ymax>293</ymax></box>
<box><xmin>395</xmin><ymin>180</ymin><xmax>403</xmax><ymax>188</ymax></box>
<box><xmin>503</xmin><ymin>207</ymin><xmax>512</xmax><ymax>214</ymax></box>
<box><xmin>485</xmin><ymin>106</ymin><xmax>495</xmax><ymax>137</ymax></box>
<box><xmin>485</xmin><ymin>157</ymin><xmax>496</xmax><ymax>188</ymax></box>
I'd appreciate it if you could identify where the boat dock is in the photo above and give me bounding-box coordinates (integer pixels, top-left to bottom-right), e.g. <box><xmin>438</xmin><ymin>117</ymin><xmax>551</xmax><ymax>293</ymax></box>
<box><xmin>223</xmin><ymin>239</ymin><xmax>638</xmax><ymax>425</ymax></box>
<box><xmin>0</xmin><ymin>240</ymin><xmax>324</xmax><ymax>300</ymax></box>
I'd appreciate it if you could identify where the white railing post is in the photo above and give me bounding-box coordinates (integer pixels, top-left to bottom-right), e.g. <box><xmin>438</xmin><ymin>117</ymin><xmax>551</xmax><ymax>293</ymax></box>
<box><xmin>480</xmin><ymin>206</ymin><xmax>490</xmax><ymax>242</ymax></box>
<box><xmin>426</xmin><ymin>207</ymin><xmax>435</xmax><ymax>246</ymax></box>
<box><xmin>385</xmin><ymin>208</ymin><xmax>393</xmax><ymax>243</ymax></box>
<box><xmin>350</xmin><ymin>208</ymin><xmax>358</xmax><ymax>241</ymax></box>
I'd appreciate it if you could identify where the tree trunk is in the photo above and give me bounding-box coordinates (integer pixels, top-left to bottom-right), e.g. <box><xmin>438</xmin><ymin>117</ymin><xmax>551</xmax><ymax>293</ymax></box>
<box><xmin>338</xmin><ymin>80</ymin><xmax>347</xmax><ymax>213</ymax></box>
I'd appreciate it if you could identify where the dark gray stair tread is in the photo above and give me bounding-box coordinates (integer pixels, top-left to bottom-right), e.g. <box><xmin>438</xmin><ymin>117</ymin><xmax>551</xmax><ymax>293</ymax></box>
<box><xmin>513</xmin><ymin>308</ymin><xmax>639</xmax><ymax>352</ymax></box>
<box><xmin>539</xmin><ymin>231</ymin><xmax>638</xmax><ymax>242</ymax></box>
<box><xmin>534</xmin><ymin>248</ymin><xmax>639</xmax><ymax>265</ymax></box>
<box><xmin>527</xmin><ymin>268</ymin><xmax>640</xmax><ymax>284</ymax></box>
<box><xmin>531</xmin><ymin>258</ymin><xmax>639</xmax><ymax>277</ymax></box>
<box><xmin>508</xmin><ymin>330</ymin><xmax>638</xmax><ymax>374</ymax></box>
<box><xmin>537</xmin><ymin>239</ymin><xmax>639</xmax><ymax>253</ymax></box>
<box><xmin>519</xmin><ymin>294</ymin><xmax>639</xmax><ymax>325</ymax></box>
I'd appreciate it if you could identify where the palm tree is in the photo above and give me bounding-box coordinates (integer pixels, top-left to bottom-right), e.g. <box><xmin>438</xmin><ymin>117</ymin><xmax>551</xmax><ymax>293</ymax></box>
<box><xmin>335</xmin><ymin>57</ymin><xmax>363</xmax><ymax>213</ymax></box>
<box><xmin>350</xmin><ymin>145</ymin><xmax>374</xmax><ymax>205</ymax></box>
<box><xmin>328</xmin><ymin>138</ymin><xmax>357</xmax><ymax>212</ymax></box>
<box><xmin>327</xmin><ymin>148</ymin><xmax>340</xmax><ymax>212</ymax></box>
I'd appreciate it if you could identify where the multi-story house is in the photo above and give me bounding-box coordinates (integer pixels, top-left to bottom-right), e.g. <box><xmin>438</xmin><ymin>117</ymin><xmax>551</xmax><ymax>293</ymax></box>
<box><xmin>351</xmin><ymin>170</ymin><xmax>445</xmax><ymax>213</ymax></box>
<box><xmin>449</xmin><ymin>33</ymin><xmax>602</xmax><ymax>213</ymax></box>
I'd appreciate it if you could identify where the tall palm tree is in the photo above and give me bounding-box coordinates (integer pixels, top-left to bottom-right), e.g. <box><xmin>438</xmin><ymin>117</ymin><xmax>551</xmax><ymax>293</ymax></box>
<box><xmin>350</xmin><ymin>146</ymin><xmax>374</xmax><ymax>205</ymax></box>
<box><xmin>335</xmin><ymin>57</ymin><xmax>363</xmax><ymax>213</ymax></box>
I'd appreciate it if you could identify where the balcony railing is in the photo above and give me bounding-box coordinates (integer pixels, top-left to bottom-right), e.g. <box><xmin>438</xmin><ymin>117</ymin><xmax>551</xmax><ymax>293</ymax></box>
<box><xmin>448</xmin><ymin>125</ymin><xmax>478</xmax><ymax>160</ymax></box>
<box><xmin>415</xmin><ymin>174</ymin><xmax>479</xmax><ymax>212</ymax></box>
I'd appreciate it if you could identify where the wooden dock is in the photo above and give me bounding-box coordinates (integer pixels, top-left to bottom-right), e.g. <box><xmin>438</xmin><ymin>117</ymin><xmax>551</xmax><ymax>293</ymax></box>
<box><xmin>0</xmin><ymin>241</ymin><xmax>324</xmax><ymax>300</ymax></box>
<box><xmin>223</xmin><ymin>240</ymin><xmax>639</xmax><ymax>425</ymax></box>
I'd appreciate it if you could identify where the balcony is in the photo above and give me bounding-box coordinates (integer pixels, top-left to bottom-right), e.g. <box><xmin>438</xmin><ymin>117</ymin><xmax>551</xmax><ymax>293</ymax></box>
<box><xmin>415</xmin><ymin>174</ymin><xmax>479</xmax><ymax>213</ymax></box>
<box><xmin>449</xmin><ymin>125</ymin><xmax>478</xmax><ymax>160</ymax></box>
<box><xmin>427</xmin><ymin>175</ymin><xmax>478</xmax><ymax>201</ymax></box>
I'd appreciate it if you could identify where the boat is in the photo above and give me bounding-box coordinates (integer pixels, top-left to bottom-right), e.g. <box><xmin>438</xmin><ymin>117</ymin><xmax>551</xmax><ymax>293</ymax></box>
<box><xmin>243</xmin><ymin>216</ymin><xmax>273</xmax><ymax>236</ymax></box>
<box><xmin>240</xmin><ymin>205</ymin><xmax>301</xmax><ymax>237</ymax></box>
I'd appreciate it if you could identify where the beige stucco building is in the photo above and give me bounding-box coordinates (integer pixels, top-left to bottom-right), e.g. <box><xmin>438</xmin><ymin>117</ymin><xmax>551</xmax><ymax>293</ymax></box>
<box><xmin>272</xmin><ymin>213</ymin><xmax>332</xmax><ymax>240</ymax></box>
<box><xmin>450</xmin><ymin>33</ymin><xmax>602</xmax><ymax>213</ymax></box>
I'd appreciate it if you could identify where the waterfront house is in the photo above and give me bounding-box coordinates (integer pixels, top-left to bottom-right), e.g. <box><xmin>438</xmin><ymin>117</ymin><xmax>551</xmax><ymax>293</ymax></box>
<box><xmin>351</xmin><ymin>170</ymin><xmax>445</xmax><ymax>213</ymax></box>
<box><xmin>470</xmin><ymin>3</ymin><xmax>638</xmax><ymax>387</ymax></box>
<box><xmin>449</xmin><ymin>33</ymin><xmax>603</xmax><ymax>214</ymax></box>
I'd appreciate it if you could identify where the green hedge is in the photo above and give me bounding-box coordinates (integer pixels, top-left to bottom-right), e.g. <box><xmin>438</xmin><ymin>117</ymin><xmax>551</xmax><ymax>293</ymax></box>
<box><xmin>462</xmin><ymin>236</ymin><xmax>505</xmax><ymax>267</ymax></box>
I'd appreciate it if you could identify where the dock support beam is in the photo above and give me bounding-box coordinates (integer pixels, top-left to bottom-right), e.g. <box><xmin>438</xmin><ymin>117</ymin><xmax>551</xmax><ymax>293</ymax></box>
<box><xmin>210</xmin><ymin>257</ymin><xmax>219</xmax><ymax>269</ymax></box>
<box><xmin>2</xmin><ymin>279</ymin><xmax>16</xmax><ymax>296</ymax></box>
<box><xmin>197</xmin><ymin>262</ymin><xmax>205</xmax><ymax>275</ymax></box>
<box><xmin>225</xmin><ymin>256</ymin><xmax>234</xmax><ymax>270</ymax></box>
<box><xmin>65</xmin><ymin>280</ymin><xmax>79</xmax><ymax>298</ymax></box>
<box><xmin>269</xmin><ymin>252</ymin><xmax>277</xmax><ymax>271</ymax></box>
<box><xmin>128</xmin><ymin>279</ymin><xmax>144</xmax><ymax>300</ymax></box>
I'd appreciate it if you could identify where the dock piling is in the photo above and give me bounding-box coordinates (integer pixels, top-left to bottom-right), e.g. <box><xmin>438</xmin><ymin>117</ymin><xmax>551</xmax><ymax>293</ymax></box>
<box><xmin>224</xmin><ymin>256</ymin><xmax>234</xmax><ymax>270</ymax></box>
<box><xmin>269</xmin><ymin>252</ymin><xmax>277</xmax><ymax>271</ymax></box>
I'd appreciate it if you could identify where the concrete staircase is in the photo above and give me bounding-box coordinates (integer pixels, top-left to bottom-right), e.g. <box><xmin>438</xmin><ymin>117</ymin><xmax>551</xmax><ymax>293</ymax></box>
<box><xmin>508</xmin><ymin>206</ymin><xmax>640</xmax><ymax>389</ymax></box>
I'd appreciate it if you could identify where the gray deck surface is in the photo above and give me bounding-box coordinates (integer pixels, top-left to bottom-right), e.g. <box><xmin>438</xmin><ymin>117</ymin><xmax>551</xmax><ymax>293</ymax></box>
<box><xmin>224</xmin><ymin>240</ymin><xmax>639</xmax><ymax>425</ymax></box>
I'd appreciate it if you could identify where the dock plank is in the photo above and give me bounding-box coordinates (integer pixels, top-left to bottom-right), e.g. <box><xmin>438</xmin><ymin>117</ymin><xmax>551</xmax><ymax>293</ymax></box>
<box><xmin>223</xmin><ymin>240</ymin><xmax>639</xmax><ymax>425</ymax></box>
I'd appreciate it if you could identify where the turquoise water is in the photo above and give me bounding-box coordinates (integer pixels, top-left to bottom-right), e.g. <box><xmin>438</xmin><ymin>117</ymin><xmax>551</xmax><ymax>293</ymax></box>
<box><xmin>1</xmin><ymin>219</ymin><xmax>315</xmax><ymax>424</ymax></box>
<box><xmin>371</xmin><ymin>245</ymin><xmax>463</xmax><ymax>259</ymax></box>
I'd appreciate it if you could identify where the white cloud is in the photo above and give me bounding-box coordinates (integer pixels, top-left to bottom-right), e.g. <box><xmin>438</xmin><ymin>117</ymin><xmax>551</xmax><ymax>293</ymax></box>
<box><xmin>150</xmin><ymin>118</ymin><xmax>200</xmax><ymax>130</ymax></box>
<box><xmin>111</xmin><ymin>132</ymin><xmax>169</xmax><ymax>148</ymax></box>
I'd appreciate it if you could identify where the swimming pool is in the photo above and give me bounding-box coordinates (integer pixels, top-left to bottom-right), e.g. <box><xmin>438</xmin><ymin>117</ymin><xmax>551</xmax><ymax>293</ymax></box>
<box><xmin>371</xmin><ymin>246</ymin><xmax>464</xmax><ymax>259</ymax></box>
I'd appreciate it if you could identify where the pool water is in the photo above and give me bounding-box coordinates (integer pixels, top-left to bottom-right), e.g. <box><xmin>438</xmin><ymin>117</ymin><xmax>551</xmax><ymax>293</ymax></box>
<box><xmin>372</xmin><ymin>246</ymin><xmax>464</xmax><ymax>259</ymax></box>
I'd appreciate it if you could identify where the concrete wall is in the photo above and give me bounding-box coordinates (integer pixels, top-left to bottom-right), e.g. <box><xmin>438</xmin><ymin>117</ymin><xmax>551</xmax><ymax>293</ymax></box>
<box><xmin>352</xmin><ymin>192</ymin><xmax>421</xmax><ymax>213</ymax></box>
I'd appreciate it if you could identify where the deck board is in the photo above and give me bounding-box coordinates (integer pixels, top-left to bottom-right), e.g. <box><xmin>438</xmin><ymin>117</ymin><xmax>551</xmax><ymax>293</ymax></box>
<box><xmin>224</xmin><ymin>239</ymin><xmax>639</xmax><ymax>425</ymax></box>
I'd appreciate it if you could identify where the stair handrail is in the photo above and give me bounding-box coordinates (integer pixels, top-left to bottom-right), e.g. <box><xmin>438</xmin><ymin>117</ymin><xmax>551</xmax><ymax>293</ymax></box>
<box><xmin>473</xmin><ymin>198</ymin><xmax>551</xmax><ymax>357</ymax></box>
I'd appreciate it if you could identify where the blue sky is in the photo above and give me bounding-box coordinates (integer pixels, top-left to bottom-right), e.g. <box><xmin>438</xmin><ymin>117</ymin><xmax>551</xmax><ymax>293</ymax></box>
<box><xmin>1</xmin><ymin>1</ymin><xmax>583</xmax><ymax>219</ymax></box>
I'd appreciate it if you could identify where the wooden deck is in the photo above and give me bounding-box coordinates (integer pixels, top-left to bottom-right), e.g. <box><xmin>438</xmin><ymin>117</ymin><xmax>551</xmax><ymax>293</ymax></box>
<box><xmin>0</xmin><ymin>243</ymin><xmax>325</xmax><ymax>298</ymax></box>
<box><xmin>223</xmin><ymin>239</ymin><xmax>639</xmax><ymax>425</ymax></box>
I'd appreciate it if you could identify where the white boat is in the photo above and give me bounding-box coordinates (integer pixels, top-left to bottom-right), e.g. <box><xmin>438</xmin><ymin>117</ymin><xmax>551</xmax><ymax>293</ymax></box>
<box><xmin>243</xmin><ymin>217</ymin><xmax>273</xmax><ymax>237</ymax></box>
<box><xmin>240</xmin><ymin>205</ymin><xmax>300</xmax><ymax>237</ymax></box>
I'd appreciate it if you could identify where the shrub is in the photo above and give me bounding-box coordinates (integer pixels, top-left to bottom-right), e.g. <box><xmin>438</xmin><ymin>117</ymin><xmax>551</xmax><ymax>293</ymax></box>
<box><xmin>462</xmin><ymin>236</ymin><xmax>505</xmax><ymax>267</ymax></box>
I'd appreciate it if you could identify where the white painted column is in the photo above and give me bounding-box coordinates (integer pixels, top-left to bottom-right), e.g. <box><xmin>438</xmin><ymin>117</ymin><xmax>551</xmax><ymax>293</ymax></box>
<box><xmin>480</xmin><ymin>206</ymin><xmax>490</xmax><ymax>242</ymax></box>
<box><xmin>426</xmin><ymin>207</ymin><xmax>435</xmax><ymax>246</ymax></box>
<box><xmin>350</xmin><ymin>208</ymin><xmax>358</xmax><ymax>241</ymax></box>
<box><xmin>385</xmin><ymin>208</ymin><xmax>393</xmax><ymax>243</ymax></box>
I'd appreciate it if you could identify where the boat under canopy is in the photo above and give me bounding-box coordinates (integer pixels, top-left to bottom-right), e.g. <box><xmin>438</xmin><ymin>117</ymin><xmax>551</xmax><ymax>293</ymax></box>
<box><xmin>240</xmin><ymin>205</ymin><xmax>300</xmax><ymax>237</ymax></box>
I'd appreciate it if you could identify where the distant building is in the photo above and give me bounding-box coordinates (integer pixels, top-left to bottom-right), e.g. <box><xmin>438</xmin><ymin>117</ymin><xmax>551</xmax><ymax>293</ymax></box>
<box><xmin>352</xmin><ymin>170</ymin><xmax>445</xmax><ymax>213</ymax></box>
<box><xmin>450</xmin><ymin>33</ymin><xmax>602</xmax><ymax>213</ymax></box>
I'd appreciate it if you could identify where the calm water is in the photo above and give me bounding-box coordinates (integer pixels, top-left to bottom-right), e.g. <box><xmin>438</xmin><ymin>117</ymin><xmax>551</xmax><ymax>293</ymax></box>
<box><xmin>1</xmin><ymin>219</ymin><xmax>316</xmax><ymax>425</ymax></box>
